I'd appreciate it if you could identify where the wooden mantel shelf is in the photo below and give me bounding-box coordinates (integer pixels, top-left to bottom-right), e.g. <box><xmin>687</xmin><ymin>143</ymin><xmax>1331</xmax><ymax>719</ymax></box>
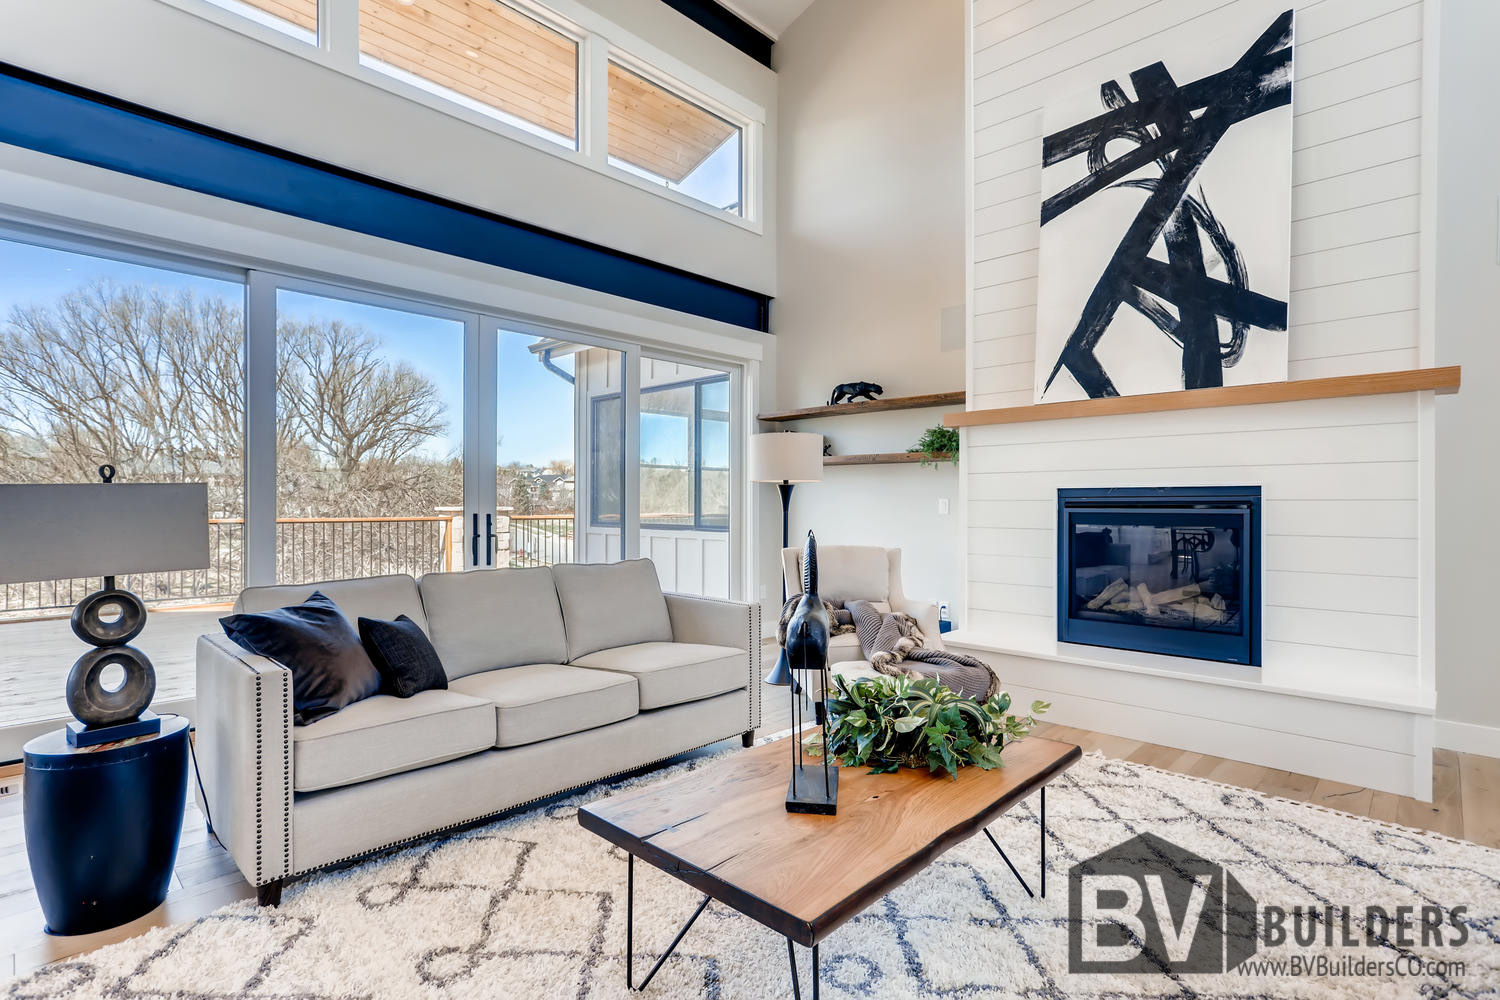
<box><xmin>824</xmin><ymin>451</ymin><xmax>956</xmax><ymax>467</ymax></box>
<box><xmin>759</xmin><ymin>391</ymin><xmax>965</xmax><ymax>422</ymax></box>
<box><xmin>945</xmin><ymin>367</ymin><xmax>1461</xmax><ymax>428</ymax></box>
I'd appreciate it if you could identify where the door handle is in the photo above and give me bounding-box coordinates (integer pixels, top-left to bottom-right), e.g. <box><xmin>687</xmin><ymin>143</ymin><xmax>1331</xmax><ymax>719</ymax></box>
<box><xmin>486</xmin><ymin>514</ymin><xmax>497</xmax><ymax>566</ymax></box>
<box><xmin>471</xmin><ymin>513</ymin><xmax>480</xmax><ymax>568</ymax></box>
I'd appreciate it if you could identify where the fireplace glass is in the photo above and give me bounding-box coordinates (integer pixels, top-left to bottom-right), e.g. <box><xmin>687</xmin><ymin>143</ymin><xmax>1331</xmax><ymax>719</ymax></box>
<box><xmin>1058</xmin><ymin>488</ymin><xmax>1259</xmax><ymax>665</ymax></box>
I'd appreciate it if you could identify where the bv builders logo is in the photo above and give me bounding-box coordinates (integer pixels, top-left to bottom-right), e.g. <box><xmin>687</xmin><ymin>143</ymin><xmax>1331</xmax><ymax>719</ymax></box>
<box><xmin>1068</xmin><ymin>832</ymin><xmax>1472</xmax><ymax>980</ymax></box>
<box><xmin>1068</xmin><ymin>832</ymin><xmax>1259</xmax><ymax>974</ymax></box>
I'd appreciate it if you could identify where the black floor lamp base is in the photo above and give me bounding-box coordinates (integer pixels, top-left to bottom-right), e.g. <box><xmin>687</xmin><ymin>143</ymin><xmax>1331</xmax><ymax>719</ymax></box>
<box><xmin>786</xmin><ymin>764</ymin><xmax>839</xmax><ymax>815</ymax></box>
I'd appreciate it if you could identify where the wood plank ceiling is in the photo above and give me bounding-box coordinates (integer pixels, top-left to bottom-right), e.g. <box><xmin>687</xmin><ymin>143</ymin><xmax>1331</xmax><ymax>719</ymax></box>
<box><xmin>240</xmin><ymin>0</ymin><xmax>741</xmax><ymax>184</ymax></box>
<box><xmin>606</xmin><ymin>61</ymin><xmax>736</xmax><ymax>183</ymax></box>
<box><xmin>243</xmin><ymin>0</ymin><xmax>317</xmax><ymax>33</ymax></box>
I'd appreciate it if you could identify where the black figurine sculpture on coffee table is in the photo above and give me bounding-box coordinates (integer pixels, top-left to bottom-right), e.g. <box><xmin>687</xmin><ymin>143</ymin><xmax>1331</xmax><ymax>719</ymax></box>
<box><xmin>765</xmin><ymin>530</ymin><xmax>837</xmax><ymax>814</ymax></box>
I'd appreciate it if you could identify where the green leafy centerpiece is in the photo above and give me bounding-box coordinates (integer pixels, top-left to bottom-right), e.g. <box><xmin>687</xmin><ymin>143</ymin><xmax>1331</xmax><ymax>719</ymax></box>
<box><xmin>805</xmin><ymin>674</ymin><xmax>1049</xmax><ymax>780</ymax></box>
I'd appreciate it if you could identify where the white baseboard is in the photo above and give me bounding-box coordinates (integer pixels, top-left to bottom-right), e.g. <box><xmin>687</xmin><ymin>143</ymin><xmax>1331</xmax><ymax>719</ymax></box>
<box><xmin>946</xmin><ymin>635</ymin><xmax>1435</xmax><ymax>799</ymax></box>
<box><xmin>1434</xmin><ymin>718</ymin><xmax>1500</xmax><ymax>758</ymax></box>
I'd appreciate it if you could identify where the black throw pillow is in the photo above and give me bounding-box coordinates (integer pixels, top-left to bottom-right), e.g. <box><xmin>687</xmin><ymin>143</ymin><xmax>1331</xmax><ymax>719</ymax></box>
<box><xmin>358</xmin><ymin>615</ymin><xmax>447</xmax><ymax>698</ymax></box>
<box><xmin>220</xmin><ymin>591</ymin><xmax>382</xmax><ymax>726</ymax></box>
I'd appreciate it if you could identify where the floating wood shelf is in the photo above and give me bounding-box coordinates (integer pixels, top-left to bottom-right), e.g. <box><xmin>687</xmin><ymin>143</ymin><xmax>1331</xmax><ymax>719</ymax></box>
<box><xmin>945</xmin><ymin>367</ymin><xmax>1461</xmax><ymax>428</ymax></box>
<box><xmin>759</xmin><ymin>391</ymin><xmax>965</xmax><ymax>422</ymax></box>
<box><xmin>824</xmin><ymin>452</ymin><xmax>957</xmax><ymax>466</ymax></box>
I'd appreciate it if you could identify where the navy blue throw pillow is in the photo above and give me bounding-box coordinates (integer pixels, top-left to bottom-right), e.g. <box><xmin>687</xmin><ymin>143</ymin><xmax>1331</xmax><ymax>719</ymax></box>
<box><xmin>220</xmin><ymin>591</ymin><xmax>382</xmax><ymax>726</ymax></box>
<box><xmin>358</xmin><ymin>615</ymin><xmax>447</xmax><ymax>698</ymax></box>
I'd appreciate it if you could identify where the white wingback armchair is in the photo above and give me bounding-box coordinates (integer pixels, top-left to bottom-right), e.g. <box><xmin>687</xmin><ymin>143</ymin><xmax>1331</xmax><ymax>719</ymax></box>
<box><xmin>779</xmin><ymin>545</ymin><xmax>944</xmax><ymax>683</ymax></box>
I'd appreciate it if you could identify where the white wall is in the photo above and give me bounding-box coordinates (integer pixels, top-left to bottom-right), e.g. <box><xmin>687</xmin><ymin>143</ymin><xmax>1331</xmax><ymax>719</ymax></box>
<box><xmin>958</xmin><ymin>0</ymin><xmax>1458</xmax><ymax>790</ymax></box>
<box><xmin>0</xmin><ymin>0</ymin><xmax>777</xmax><ymax>294</ymax></box>
<box><xmin>970</xmin><ymin>0</ymin><xmax>1429</xmax><ymax>408</ymax></box>
<box><xmin>770</xmin><ymin>0</ymin><xmax>966</xmax><ymax>615</ymax></box>
<box><xmin>1433</xmin><ymin>0</ymin><xmax>1500</xmax><ymax>754</ymax></box>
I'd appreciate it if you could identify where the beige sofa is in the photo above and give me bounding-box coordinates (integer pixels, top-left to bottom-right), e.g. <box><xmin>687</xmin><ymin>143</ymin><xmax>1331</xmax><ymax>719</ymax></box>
<box><xmin>780</xmin><ymin>545</ymin><xmax>942</xmax><ymax>694</ymax></box>
<box><xmin>195</xmin><ymin>559</ymin><xmax>760</xmax><ymax>905</ymax></box>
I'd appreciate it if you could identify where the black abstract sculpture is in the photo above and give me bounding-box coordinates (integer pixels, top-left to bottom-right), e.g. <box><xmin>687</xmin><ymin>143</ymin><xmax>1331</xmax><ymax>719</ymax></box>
<box><xmin>64</xmin><ymin>466</ymin><xmax>160</xmax><ymax>745</ymax></box>
<box><xmin>766</xmin><ymin>530</ymin><xmax>837</xmax><ymax>814</ymax></box>
<box><xmin>828</xmin><ymin>381</ymin><xmax>884</xmax><ymax>406</ymax></box>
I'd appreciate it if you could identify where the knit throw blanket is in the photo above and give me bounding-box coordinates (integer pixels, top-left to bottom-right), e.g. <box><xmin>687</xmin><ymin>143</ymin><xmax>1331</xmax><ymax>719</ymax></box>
<box><xmin>777</xmin><ymin>595</ymin><xmax>1000</xmax><ymax>701</ymax></box>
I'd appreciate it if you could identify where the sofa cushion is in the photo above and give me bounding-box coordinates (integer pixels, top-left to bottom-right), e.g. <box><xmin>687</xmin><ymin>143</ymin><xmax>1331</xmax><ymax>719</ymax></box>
<box><xmin>358</xmin><ymin>615</ymin><xmax>447</xmax><ymax>698</ymax></box>
<box><xmin>238</xmin><ymin>575</ymin><xmax>429</xmax><ymax>634</ymax></box>
<box><xmin>418</xmin><ymin>568</ymin><xmax>567</xmax><ymax>679</ymax></box>
<box><xmin>551</xmin><ymin>559</ymin><xmax>673</xmax><ymax>660</ymax></box>
<box><xmin>449</xmin><ymin>664</ymin><xmax>638</xmax><ymax>748</ymax></box>
<box><xmin>571</xmin><ymin>642</ymin><xmax>746</xmax><ymax>711</ymax></box>
<box><xmin>291</xmin><ymin>689</ymin><xmax>494</xmax><ymax>792</ymax></box>
<box><xmin>220</xmin><ymin>591</ymin><xmax>382</xmax><ymax>727</ymax></box>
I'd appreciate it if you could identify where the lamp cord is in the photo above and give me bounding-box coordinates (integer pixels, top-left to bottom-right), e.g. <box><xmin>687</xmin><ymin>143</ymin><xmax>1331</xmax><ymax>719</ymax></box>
<box><xmin>157</xmin><ymin>714</ymin><xmax>224</xmax><ymax>853</ymax></box>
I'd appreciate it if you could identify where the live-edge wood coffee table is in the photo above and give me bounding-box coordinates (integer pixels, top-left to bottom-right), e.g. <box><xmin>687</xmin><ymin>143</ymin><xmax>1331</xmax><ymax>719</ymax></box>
<box><xmin>578</xmin><ymin>733</ymin><xmax>1081</xmax><ymax>997</ymax></box>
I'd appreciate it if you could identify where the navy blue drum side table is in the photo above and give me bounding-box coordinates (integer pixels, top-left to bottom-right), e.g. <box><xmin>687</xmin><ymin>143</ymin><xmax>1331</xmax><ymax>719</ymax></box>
<box><xmin>23</xmin><ymin>715</ymin><xmax>189</xmax><ymax>935</ymax></box>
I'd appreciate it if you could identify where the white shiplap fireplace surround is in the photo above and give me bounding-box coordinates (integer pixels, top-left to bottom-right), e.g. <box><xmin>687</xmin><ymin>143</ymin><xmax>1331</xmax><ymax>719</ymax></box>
<box><xmin>948</xmin><ymin>0</ymin><xmax>1449</xmax><ymax>799</ymax></box>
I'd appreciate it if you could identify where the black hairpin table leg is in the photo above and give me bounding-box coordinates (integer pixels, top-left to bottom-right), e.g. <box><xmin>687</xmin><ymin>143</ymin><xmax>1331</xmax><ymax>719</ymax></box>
<box><xmin>625</xmin><ymin>852</ymin><xmax>711</xmax><ymax>991</ymax></box>
<box><xmin>786</xmin><ymin>939</ymin><xmax>819</xmax><ymax>1000</ymax></box>
<box><xmin>984</xmin><ymin>784</ymin><xmax>1047</xmax><ymax>899</ymax></box>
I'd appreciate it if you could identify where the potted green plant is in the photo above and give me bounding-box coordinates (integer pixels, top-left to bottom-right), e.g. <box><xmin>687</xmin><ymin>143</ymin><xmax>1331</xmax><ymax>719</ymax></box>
<box><xmin>908</xmin><ymin>425</ymin><xmax>959</xmax><ymax>466</ymax></box>
<box><xmin>804</xmin><ymin>674</ymin><xmax>1048</xmax><ymax>780</ymax></box>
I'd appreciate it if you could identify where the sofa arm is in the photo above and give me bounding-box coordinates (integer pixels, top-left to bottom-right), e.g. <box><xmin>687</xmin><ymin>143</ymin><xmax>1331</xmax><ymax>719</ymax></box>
<box><xmin>195</xmin><ymin>634</ymin><xmax>293</xmax><ymax>890</ymax></box>
<box><xmin>896</xmin><ymin>599</ymin><xmax>944</xmax><ymax>650</ymax></box>
<box><xmin>665</xmin><ymin>594</ymin><xmax>762</xmax><ymax>733</ymax></box>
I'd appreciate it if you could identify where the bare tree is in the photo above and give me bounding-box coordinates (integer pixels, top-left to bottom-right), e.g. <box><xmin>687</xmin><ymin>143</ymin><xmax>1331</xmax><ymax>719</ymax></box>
<box><xmin>0</xmin><ymin>282</ymin><xmax>246</xmax><ymax>510</ymax></box>
<box><xmin>277</xmin><ymin>319</ymin><xmax>447</xmax><ymax>480</ymax></box>
<box><xmin>0</xmin><ymin>283</ymin><xmax>453</xmax><ymax>519</ymax></box>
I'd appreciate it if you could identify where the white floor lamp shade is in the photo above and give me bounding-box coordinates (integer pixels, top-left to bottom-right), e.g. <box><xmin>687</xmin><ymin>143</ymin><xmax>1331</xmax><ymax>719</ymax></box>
<box><xmin>748</xmin><ymin>432</ymin><xmax>823</xmax><ymax>485</ymax></box>
<box><xmin>750</xmin><ymin>433</ymin><xmax>823</xmax><ymax>602</ymax></box>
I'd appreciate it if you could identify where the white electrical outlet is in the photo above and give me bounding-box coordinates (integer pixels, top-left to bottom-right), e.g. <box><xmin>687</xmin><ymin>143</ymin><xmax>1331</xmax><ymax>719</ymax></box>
<box><xmin>938</xmin><ymin>498</ymin><xmax>951</xmax><ymax>515</ymax></box>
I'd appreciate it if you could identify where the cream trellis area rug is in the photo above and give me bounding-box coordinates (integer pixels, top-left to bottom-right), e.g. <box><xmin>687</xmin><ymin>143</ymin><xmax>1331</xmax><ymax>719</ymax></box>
<box><xmin>6</xmin><ymin>748</ymin><xmax>1499</xmax><ymax>999</ymax></box>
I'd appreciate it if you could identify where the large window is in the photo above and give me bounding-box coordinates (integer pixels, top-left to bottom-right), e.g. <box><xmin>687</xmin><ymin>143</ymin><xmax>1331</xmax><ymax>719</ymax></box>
<box><xmin>0</xmin><ymin>225</ymin><xmax>744</xmax><ymax>754</ymax></box>
<box><xmin>639</xmin><ymin>376</ymin><xmax>729</xmax><ymax>529</ymax></box>
<box><xmin>274</xmin><ymin>289</ymin><xmax>467</xmax><ymax>584</ymax></box>
<box><xmin>359</xmin><ymin>0</ymin><xmax>579</xmax><ymax>148</ymax></box>
<box><xmin>0</xmin><ymin>237</ymin><xmax>246</xmax><ymax>735</ymax></box>
<box><xmin>171</xmin><ymin>0</ymin><xmax>758</xmax><ymax>222</ymax></box>
<box><xmin>592</xmin><ymin>373</ymin><xmax>728</xmax><ymax>531</ymax></box>
<box><xmin>608</xmin><ymin>61</ymin><xmax>743</xmax><ymax>215</ymax></box>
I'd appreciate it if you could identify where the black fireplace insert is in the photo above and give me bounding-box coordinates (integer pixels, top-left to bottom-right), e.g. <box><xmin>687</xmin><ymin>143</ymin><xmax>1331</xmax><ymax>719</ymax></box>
<box><xmin>1057</xmin><ymin>487</ymin><xmax>1260</xmax><ymax>666</ymax></box>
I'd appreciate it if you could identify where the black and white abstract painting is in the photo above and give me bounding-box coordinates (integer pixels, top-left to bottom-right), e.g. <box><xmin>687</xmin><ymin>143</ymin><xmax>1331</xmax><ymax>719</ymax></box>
<box><xmin>1035</xmin><ymin>10</ymin><xmax>1294</xmax><ymax>402</ymax></box>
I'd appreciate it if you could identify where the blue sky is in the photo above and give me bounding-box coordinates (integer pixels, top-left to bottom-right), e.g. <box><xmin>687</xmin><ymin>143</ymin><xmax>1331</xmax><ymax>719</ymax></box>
<box><xmin>0</xmin><ymin>240</ymin><xmax>583</xmax><ymax>468</ymax></box>
<box><xmin>0</xmin><ymin>238</ymin><xmax>710</xmax><ymax>475</ymax></box>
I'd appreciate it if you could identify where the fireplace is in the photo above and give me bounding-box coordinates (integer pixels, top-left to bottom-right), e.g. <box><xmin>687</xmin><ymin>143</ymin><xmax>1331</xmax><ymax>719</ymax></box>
<box><xmin>1057</xmin><ymin>487</ymin><xmax>1260</xmax><ymax>666</ymax></box>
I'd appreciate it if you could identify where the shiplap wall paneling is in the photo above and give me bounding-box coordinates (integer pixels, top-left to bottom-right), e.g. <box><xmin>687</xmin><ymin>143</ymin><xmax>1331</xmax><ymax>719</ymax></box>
<box><xmin>969</xmin><ymin>0</ymin><xmax>1427</xmax><ymax>409</ymax></box>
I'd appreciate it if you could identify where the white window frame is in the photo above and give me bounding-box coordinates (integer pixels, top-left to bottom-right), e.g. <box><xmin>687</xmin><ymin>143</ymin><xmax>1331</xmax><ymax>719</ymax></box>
<box><xmin>603</xmin><ymin>48</ymin><xmax>756</xmax><ymax>222</ymax></box>
<box><xmin>0</xmin><ymin>204</ymin><xmax>755</xmax><ymax>758</ymax></box>
<box><xmin>155</xmin><ymin>0</ymin><xmax>765</xmax><ymax>231</ymax></box>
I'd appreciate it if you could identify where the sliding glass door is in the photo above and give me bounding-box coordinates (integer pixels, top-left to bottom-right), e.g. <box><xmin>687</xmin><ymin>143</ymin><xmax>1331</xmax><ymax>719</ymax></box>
<box><xmin>496</xmin><ymin>327</ymin><xmax>628</xmax><ymax>567</ymax></box>
<box><xmin>0</xmin><ymin>235</ymin><xmax>745</xmax><ymax>759</ymax></box>
<box><xmin>272</xmin><ymin>287</ymin><xmax>472</xmax><ymax>583</ymax></box>
<box><xmin>0</xmin><ymin>236</ymin><xmax>246</xmax><ymax>750</ymax></box>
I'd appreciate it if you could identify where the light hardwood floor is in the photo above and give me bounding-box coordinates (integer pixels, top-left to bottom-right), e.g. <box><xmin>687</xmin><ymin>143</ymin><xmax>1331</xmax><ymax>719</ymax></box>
<box><xmin>2</xmin><ymin>677</ymin><xmax>1496</xmax><ymax>980</ymax></box>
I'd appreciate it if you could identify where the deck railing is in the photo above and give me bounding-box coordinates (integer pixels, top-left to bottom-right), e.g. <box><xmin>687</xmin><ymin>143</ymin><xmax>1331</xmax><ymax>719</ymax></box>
<box><xmin>508</xmin><ymin>514</ymin><xmax>574</xmax><ymax>568</ymax></box>
<box><xmin>0</xmin><ymin>516</ymin><xmax>456</xmax><ymax>616</ymax></box>
<box><xmin>0</xmin><ymin>512</ymin><xmax>590</xmax><ymax>617</ymax></box>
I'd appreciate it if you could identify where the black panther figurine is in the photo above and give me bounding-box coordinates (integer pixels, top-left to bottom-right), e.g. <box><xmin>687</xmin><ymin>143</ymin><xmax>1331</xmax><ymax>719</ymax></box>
<box><xmin>828</xmin><ymin>381</ymin><xmax>884</xmax><ymax>405</ymax></box>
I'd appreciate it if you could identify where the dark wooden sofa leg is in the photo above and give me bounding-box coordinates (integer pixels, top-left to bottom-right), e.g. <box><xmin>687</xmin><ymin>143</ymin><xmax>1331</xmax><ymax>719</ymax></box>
<box><xmin>741</xmin><ymin>730</ymin><xmax>755</xmax><ymax>748</ymax></box>
<box><xmin>256</xmin><ymin>879</ymin><xmax>284</xmax><ymax>907</ymax></box>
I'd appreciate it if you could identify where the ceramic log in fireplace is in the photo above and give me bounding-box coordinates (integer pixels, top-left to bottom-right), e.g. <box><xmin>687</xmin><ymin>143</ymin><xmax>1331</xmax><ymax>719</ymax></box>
<box><xmin>1057</xmin><ymin>487</ymin><xmax>1260</xmax><ymax>666</ymax></box>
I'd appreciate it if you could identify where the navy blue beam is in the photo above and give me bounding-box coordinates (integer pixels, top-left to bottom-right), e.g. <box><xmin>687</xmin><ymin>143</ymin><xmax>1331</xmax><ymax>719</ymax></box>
<box><xmin>0</xmin><ymin>62</ymin><xmax>771</xmax><ymax>332</ymax></box>
<box><xmin>656</xmin><ymin>0</ymin><xmax>774</xmax><ymax>67</ymax></box>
